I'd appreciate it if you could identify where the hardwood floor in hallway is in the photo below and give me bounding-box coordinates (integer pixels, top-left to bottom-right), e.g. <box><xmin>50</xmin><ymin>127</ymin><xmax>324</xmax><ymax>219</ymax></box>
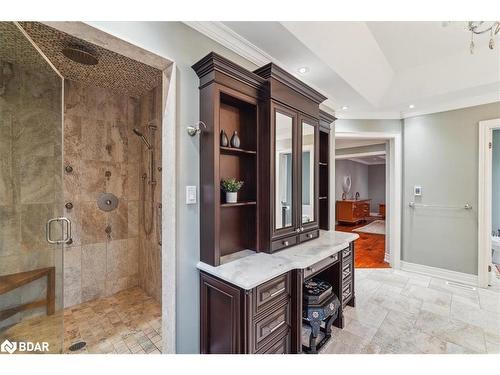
<box><xmin>336</xmin><ymin>221</ymin><xmax>390</xmax><ymax>269</ymax></box>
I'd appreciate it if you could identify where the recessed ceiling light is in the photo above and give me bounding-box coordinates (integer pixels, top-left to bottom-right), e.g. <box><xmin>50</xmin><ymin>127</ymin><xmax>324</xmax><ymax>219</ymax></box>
<box><xmin>297</xmin><ymin>66</ymin><xmax>309</xmax><ymax>74</ymax></box>
<box><xmin>408</xmin><ymin>104</ymin><xmax>415</xmax><ymax>109</ymax></box>
<box><xmin>341</xmin><ymin>105</ymin><xmax>349</xmax><ymax>110</ymax></box>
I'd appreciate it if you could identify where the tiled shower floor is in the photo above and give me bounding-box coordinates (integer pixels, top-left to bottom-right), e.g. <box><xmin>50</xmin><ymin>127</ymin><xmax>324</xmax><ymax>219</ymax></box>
<box><xmin>64</xmin><ymin>287</ymin><xmax>161</xmax><ymax>354</ymax></box>
<box><xmin>1</xmin><ymin>287</ymin><xmax>161</xmax><ymax>354</ymax></box>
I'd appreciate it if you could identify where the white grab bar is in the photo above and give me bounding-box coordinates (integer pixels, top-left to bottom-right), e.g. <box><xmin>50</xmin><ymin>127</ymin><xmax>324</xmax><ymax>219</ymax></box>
<box><xmin>408</xmin><ymin>202</ymin><xmax>472</xmax><ymax>210</ymax></box>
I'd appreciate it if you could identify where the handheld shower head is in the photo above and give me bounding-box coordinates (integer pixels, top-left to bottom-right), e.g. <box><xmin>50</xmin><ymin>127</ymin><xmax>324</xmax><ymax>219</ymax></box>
<box><xmin>132</xmin><ymin>128</ymin><xmax>152</xmax><ymax>149</ymax></box>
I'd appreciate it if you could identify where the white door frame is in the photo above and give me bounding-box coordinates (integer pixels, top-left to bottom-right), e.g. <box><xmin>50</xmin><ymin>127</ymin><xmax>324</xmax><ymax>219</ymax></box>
<box><xmin>478</xmin><ymin>119</ymin><xmax>500</xmax><ymax>288</ymax></box>
<box><xmin>335</xmin><ymin>131</ymin><xmax>402</xmax><ymax>269</ymax></box>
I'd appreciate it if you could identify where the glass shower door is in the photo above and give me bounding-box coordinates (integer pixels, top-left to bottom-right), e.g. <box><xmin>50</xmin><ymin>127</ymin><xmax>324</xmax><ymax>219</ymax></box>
<box><xmin>0</xmin><ymin>22</ymin><xmax>64</xmax><ymax>354</ymax></box>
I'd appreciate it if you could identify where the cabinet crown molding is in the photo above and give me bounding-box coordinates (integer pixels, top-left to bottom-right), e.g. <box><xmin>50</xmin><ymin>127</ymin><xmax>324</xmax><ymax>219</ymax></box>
<box><xmin>319</xmin><ymin>110</ymin><xmax>337</xmax><ymax>124</ymax></box>
<box><xmin>192</xmin><ymin>52</ymin><xmax>266</xmax><ymax>90</ymax></box>
<box><xmin>253</xmin><ymin>63</ymin><xmax>327</xmax><ymax>105</ymax></box>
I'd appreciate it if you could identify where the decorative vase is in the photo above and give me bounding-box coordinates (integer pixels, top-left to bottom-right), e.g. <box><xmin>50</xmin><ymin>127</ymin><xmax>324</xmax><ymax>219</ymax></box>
<box><xmin>230</xmin><ymin>131</ymin><xmax>240</xmax><ymax>148</ymax></box>
<box><xmin>226</xmin><ymin>192</ymin><xmax>237</xmax><ymax>203</ymax></box>
<box><xmin>220</xmin><ymin>130</ymin><xmax>229</xmax><ymax>147</ymax></box>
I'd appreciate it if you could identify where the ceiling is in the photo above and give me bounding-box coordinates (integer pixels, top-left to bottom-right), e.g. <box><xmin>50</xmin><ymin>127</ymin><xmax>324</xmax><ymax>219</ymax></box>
<box><xmin>187</xmin><ymin>21</ymin><xmax>500</xmax><ymax>119</ymax></box>
<box><xmin>16</xmin><ymin>22</ymin><xmax>162</xmax><ymax>97</ymax></box>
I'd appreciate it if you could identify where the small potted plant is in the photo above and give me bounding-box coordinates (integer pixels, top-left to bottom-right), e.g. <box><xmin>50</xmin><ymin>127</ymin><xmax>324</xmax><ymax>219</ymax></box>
<box><xmin>221</xmin><ymin>177</ymin><xmax>244</xmax><ymax>203</ymax></box>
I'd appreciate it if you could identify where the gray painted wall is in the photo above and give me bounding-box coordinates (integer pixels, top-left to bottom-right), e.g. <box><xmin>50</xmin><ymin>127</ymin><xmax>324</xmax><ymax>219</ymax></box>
<box><xmin>491</xmin><ymin>129</ymin><xmax>500</xmax><ymax>234</ymax></box>
<box><xmin>88</xmin><ymin>21</ymin><xmax>258</xmax><ymax>354</ymax></box>
<box><xmin>336</xmin><ymin>119</ymin><xmax>403</xmax><ymax>134</ymax></box>
<box><xmin>368</xmin><ymin>164</ymin><xmax>386</xmax><ymax>212</ymax></box>
<box><xmin>403</xmin><ymin>102</ymin><xmax>500</xmax><ymax>274</ymax></box>
<box><xmin>335</xmin><ymin>160</ymin><xmax>369</xmax><ymax>201</ymax></box>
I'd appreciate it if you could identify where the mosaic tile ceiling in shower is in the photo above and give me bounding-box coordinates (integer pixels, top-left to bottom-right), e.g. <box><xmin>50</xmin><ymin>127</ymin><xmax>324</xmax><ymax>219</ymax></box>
<box><xmin>0</xmin><ymin>22</ymin><xmax>57</xmax><ymax>76</ymax></box>
<box><xmin>18</xmin><ymin>22</ymin><xmax>162</xmax><ymax>97</ymax></box>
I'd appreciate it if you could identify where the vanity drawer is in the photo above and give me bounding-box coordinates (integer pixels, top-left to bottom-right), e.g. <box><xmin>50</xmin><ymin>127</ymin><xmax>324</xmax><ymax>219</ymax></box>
<box><xmin>299</xmin><ymin>229</ymin><xmax>319</xmax><ymax>243</ymax></box>
<box><xmin>257</xmin><ymin>329</ymin><xmax>290</xmax><ymax>354</ymax></box>
<box><xmin>342</xmin><ymin>246</ymin><xmax>352</xmax><ymax>259</ymax></box>
<box><xmin>254</xmin><ymin>273</ymin><xmax>290</xmax><ymax>315</ymax></box>
<box><xmin>342</xmin><ymin>262</ymin><xmax>352</xmax><ymax>281</ymax></box>
<box><xmin>304</xmin><ymin>253</ymin><xmax>339</xmax><ymax>279</ymax></box>
<box><xmin>271</xmin><ymin>236</ymin><xmax>297</xmax><ymax>252</ymax></box>
<box><xmin>252</xmin><ymin>301</ymin><xmax>290</xmax><ymax>352</ymax></box>
<box><xmin>342</xmin><ymin>280</ymin><xmax>353</xmax><ymax>305</ymax></box>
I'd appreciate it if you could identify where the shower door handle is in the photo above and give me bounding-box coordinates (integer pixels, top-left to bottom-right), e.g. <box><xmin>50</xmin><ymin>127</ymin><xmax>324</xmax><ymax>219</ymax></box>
<box><xmin>46</xmin><ymin>217</ymin><xmax>72</xmax><ymax>244</ymax></box>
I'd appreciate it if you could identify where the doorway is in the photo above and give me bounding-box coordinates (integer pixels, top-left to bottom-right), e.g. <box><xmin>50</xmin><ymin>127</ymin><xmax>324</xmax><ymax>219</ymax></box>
<box><xmin>335</xmin><ymin>131</ymin><xmax>402</xmax><ymax>270</ymax></box>
<box><xmin>335</xmin><ymin>140</ymin><xmax>389</xmax><ymax>268</ymax></box>
<box><xmin>478</xmin><ymin>118</ymin><xmax>500</xmax><ymax>290</ymax></box>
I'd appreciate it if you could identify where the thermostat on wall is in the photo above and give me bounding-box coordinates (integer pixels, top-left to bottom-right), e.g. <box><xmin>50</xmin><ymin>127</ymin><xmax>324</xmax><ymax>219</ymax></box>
<box><xmin>414</xmin><ymin>185</ymin><xmax>422</xmax><ymax>196</ymax></box>
<box><xmin>186</xmin><ymin>185</ymin><xmax>197</xmax><ymax>204</ymax></box>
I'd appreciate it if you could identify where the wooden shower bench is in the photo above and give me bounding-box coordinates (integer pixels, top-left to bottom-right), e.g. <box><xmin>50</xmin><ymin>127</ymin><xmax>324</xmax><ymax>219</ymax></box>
<box><xmin>0</xmin><ymin>267</ymin><xmax>55</xmax><ymax>321</ymax></box>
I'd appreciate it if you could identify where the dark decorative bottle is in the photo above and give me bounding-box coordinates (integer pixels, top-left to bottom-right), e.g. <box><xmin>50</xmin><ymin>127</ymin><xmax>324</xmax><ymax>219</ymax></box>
<box><xmin>230</xmin><ymin>131</ymin><xmax>240</xmax><ymax>148</ymax></box>
<box><xmin>220</xmin><ymin>130</ymin><xmax>229</xmax><ymax>147</ymax></box>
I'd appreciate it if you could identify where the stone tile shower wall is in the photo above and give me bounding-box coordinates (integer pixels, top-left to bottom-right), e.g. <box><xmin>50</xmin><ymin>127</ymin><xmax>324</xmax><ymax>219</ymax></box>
<box><xmin>0</xmin><ymin>59</ymin><xmax>63</xmax><ymax>328</ymax></box>
<box><xmin>63</xmin><ymin>80</ymin><xmax>143</xmax><ymax>307</ymax></box>
<box><xmin>138</xmin><ymin>86</ymin><xmax>162</xmax><ymax>304</ymax></box>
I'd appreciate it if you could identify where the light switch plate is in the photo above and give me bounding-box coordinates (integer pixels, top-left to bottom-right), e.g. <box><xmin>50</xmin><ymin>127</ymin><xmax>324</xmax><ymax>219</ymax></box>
<box><xmin>186</xmin><ymin>186</ymin><xmax>197</xmax><ymax>204</ymax></box>
<box><xmin>414</xmin><ymin>185</ymin><xmax>422</xmax><ymax>196</ymax></box>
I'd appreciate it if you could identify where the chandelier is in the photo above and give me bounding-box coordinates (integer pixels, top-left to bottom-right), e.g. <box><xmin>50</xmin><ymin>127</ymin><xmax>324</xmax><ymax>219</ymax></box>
<box><xmin>468</xmin><ymin>21</ymin><xmax>500</xmax><ymax>54</ymax></box>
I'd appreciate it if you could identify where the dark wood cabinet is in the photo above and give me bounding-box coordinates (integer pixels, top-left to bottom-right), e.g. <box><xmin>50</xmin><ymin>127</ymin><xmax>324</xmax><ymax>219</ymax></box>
<box><xmin>193</xmin><ymin>52</ymin><xmax>328</xmax><ymax>263</ymax></box>
<box><xmin>254</xmin><ymin>63</ymin><xmax>327</xmax><ymax>253</ymax></box>
<box><xmin>200</xmin><ymin>271</ymin><xmax>295</xmax><ymax>354</ymax></box>
<box><xmin>192</xmin><ymin>53</ymin><xmax>265</xmax><ymax>266</ymax></box>
<box><xmin>199</xmin><ymin>243</ymin><xmax>356</xmax><ymax>354</ymax></box>
<box><xmin>318</xmin><ymin>110</ymin><xmax>336</xmax><ymax>231</ymax></box>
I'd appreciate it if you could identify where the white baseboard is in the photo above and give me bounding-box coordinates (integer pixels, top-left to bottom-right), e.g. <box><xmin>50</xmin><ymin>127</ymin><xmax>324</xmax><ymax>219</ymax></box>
<box><xmin>400</xmin><ymin>261</ymin><xmax>478</xmax><ymax>286</ymax></box>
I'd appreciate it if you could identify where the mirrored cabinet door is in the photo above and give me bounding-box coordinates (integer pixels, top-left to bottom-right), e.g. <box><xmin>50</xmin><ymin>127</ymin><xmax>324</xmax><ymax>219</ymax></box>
<box><xmin>301</xmin><ymin>119</ymin><xmax>317</xmax><ymax>226</ymax></box>
<box><xmin>274</xmin><ymin>109</ymin><xmax>295</xmax><ymax>232</ymax></box>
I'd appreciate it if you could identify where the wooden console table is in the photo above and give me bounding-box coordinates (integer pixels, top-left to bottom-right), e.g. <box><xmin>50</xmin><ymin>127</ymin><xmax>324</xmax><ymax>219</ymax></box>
<box><xmin>0</xmin><ymin>267</ymin><xmax>55</xmax><ymax>321</ymax></box>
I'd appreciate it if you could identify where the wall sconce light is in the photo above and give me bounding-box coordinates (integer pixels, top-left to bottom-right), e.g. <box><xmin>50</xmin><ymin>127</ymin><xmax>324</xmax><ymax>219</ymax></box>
<box><xmin>187</xmin><ymin>121</ymin><xmax>206</xmax><ymax>136</ymax></box>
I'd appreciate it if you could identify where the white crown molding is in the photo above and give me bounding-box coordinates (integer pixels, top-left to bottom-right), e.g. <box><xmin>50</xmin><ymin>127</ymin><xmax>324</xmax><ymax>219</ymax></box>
<box><xmin>184</xmin><ymin>21</ymin><xmax>273</xmax><ymax>67</ymax></box>
<box><xmin>400</xmin><ymin>261</ymin><xmax>478</xmax><ymax>287</ymax></box>
<box><xmin>184</xmin><ymin>21</ymin><xmax>338</xmax><ymax>115</ymax></box>
<box><xmin>401</xmin><ymin>91</ymin><xmax>500</xmax><ymax>119</ymax></box>
<box><xmin>335</xmin><ymin>151</ymin><xmax>386</xmax><ymax>160</ymax></box>
<box><xmin>336</xmin><ymin>111</ymin><xmax>402</xmax><ymax>120</ymax></box>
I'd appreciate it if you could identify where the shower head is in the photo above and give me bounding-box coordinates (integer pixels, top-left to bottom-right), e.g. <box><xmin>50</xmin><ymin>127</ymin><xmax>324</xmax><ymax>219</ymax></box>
<box><xmin>62</xmin><ymin>46</ymin><xmax>99</xmax><ymax>66</ymax></box>
<box><xmin>132</xmin><ymin>128</ymin><xmax>152</xmax><ymax>149</ymax></box>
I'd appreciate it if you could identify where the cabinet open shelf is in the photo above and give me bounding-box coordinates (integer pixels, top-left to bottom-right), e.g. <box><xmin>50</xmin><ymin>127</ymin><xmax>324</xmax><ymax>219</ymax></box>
<box><xmin>221</xmin><ymin>201</ymin><xmax>257</xmax><ymax>207</ymax></box>
<box><xmin>220</xmin><ymin>146</ymin><xmax>257</xmax><ymax>155</ymax></box>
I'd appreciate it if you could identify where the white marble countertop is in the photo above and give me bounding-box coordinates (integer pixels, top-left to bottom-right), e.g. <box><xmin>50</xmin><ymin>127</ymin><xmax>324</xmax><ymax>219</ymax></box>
<box><xmin>196</xmin><ymin>230</ymin><xmax>359</xmax><ymax>290</ymax></box>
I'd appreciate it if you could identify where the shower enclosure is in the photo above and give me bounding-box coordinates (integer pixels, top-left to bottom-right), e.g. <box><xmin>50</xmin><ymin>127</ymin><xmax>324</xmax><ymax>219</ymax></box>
<box><xmin>0</xmin><ymin>22</ymin><xmax>65</xmax><ymax>353</ymax></box>
<box><xmin>1</xmin><ymin>21</ymin><xmax>164</xmax><ymax>354</ymax></box>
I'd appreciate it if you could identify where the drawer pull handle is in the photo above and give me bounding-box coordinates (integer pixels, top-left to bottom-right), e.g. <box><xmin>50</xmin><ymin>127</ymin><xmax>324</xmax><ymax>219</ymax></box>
<box><xmin>270</xmin><ymin>287</ymin><xmax>286</xmax><ymax>297</ymax></box>
<box><xmin>307</xmin><ymin>233</ymin><xmax>313</xmax><ymax>238</ymax></box>
<box><xmin>269</xmin><ymin>320</ymin><xmax>285</xmax><ymax>334</ymax></box>
<box><xmin>282</xmin><ymin>241</ymin><xmax>289</xmax><ymax>246</ymax></box>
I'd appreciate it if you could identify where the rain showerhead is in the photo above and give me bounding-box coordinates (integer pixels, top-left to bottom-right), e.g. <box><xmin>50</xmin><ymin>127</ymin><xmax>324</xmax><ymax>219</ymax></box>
<box><xmin>132</xmin><ymin>128</ymin><xmax>152</xmax><ymax>149</ymax></box>
<box><xmin>62</xmin><ymin>46</ymin><xmax>99</xmax><ymax>66</ymax></box>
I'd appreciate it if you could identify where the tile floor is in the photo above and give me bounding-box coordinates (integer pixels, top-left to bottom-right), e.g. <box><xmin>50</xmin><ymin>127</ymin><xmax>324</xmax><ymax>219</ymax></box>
<box><xmin>0</xmin><ymin>287</ymin><xmax>161</xmax><ymax>354</ymax></box>
<box><xmin>321</xmin><ymin>268</ymin><xmax>500</xmax><ymax>354</ymax></box>
<box><xmin>63</xmin><ymin>287</ymin><xmax>161</xmax><ymax>354</ymax></box>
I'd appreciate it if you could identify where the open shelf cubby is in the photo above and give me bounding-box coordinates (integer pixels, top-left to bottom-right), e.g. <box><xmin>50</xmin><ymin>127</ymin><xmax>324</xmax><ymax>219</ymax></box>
<box><xmin>218</xmin><ymin>92</ymin><xmax>258</xmax><ymax>259</ymax></box>
<box><xmin>318</xmin><ymin>129</ymin><xmax>330</xmax><ymax>230</ymax></box>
